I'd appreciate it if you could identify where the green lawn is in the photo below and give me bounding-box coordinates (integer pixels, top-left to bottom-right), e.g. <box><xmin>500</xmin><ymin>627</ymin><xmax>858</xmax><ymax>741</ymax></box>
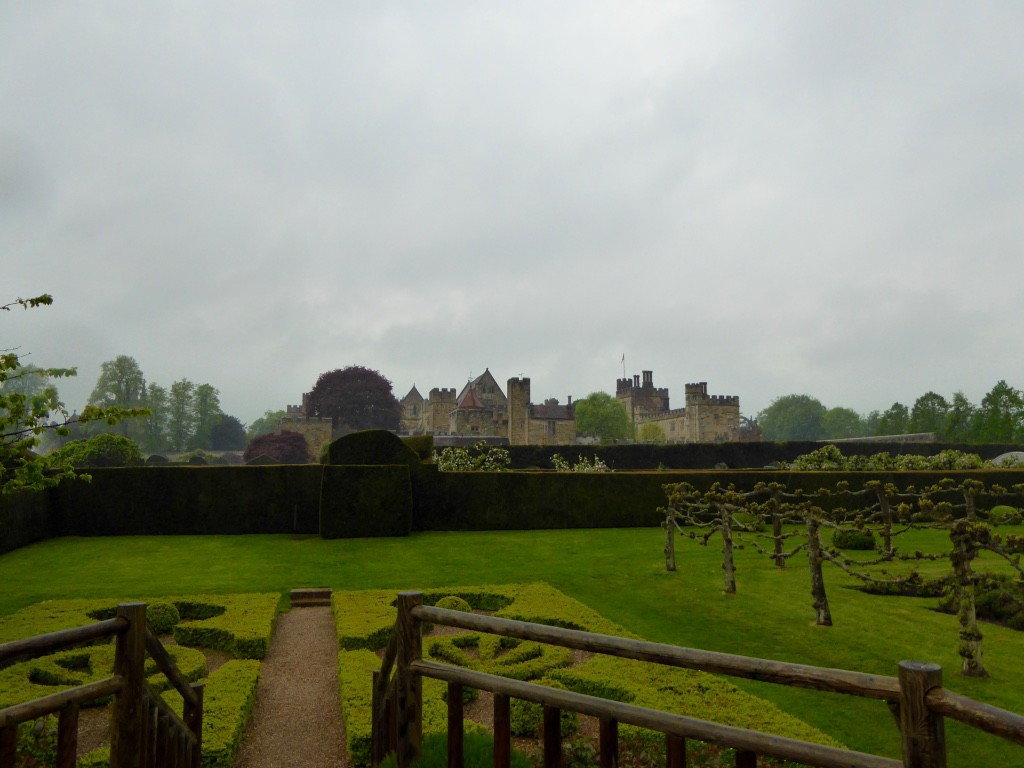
<box><xmin>2</xmin><ymin>528</ymin><xmax>1022</xmax><ymax>766</ymax></box>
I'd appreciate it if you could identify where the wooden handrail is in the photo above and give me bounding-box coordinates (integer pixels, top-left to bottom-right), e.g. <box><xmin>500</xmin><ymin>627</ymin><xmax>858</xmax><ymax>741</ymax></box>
<box><xmin>0</xmin><ymin>617</ymin><xmax>128</xmax><ymax>669</ymax></box>
<box><xmin>412</xmin><ymin>604</ymin><xmax>902</xmax><ymax>701</ymax></box>
<box><xmin>145</xmin><ymin>627</ymin><xmax>200</xmax><ymax>709</ymax></box>
<box><xmin>0</xmin><ymin>677</ymin><xmax>124</xmax><ymax>729</ymax></box>
<box><xmin>926</xmin><ymin>687</ymin><xmax>1024</xmax><ymax>746</ymax></box>
<box><xmin>413</xmin><ymin>660</ymin><xmax>902</xmax><ymax>768</ymax></box>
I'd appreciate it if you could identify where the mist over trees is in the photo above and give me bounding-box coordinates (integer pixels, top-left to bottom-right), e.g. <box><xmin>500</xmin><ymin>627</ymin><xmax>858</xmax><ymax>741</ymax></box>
<box><xmin>757</xmin><ymin>381</ymin><xmax>1024</xmax><ymax>443</ymax></box>
<box><xmin>82</xmin><ymin>356</ymin><xmax>246</xmax><ymax>453</ymax></box>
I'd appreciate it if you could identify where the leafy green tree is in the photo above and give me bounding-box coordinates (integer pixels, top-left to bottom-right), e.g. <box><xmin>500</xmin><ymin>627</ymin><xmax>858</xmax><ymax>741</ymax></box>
<box><xmin>209</xmin><ymin>414</ymin><xmax>247</xmax><ymax>450</ymax></box>
<box><xmin>945</xmin><ymin>391</ymin><xmax>976</xmax><ymax>443</ymax></box>
<box><xmin>876</xmin><ymin>402</ymin><xmax>910</xmax><ymax>436</ymax></box>
<box><xmin>821</xmin><ymin>407</ymin><xmax>865</xmax><ymax>439</ymax></box>
<box><xmin>573</xmin><ymin>392</ymin><xmax>632</xmax><ymax>443</ymax></box>
<box><xmin>909</xmin><ymin>392</ymin><xmax>950</xmax><ymax>436</ymax></box>
<box><xmin>88</xmin><ymin>355</ymin><xmax>148</xmax><ymax>440</ymax></box>
<box><xmin>49</xmin><ymin>433</ymin><xmax>143</xmax><ymax>468</ymax></box>
<box><xmin>188</xmin><ymin>383</ymin><xmax>222</xmax><ymax>450</ymax></box>
<box><xmin>0</xmin><ymin>363</ymin><xmax>52</xmax><ymax>399</ymax></box>
<box><xmin>167</xmin><ymin>379</ymin><xmax>197</xmax><ymax>451</ymax></box>
<box><xmin>306</xmin><ymin>366</ymin><xmax>401</xmax><ymax>433</ymax></box>
<box><xmin>972</xmin><ymin>380</ymin><xmax>1024</xmax><ymax>443</ymax></box>
<box><xmin>1</xmin><ymin>294</ymin><xmax>146</xmax><ymax>493</ymax></box>
<box><xmin>636</xmin><ymin>421</ymin><xmax>667</xmax><ymax>443</ymax></box>
<box><xmin>141</xmin><ymin>383</ymin><xmax>170</xmax><ymax>452</ymax></box>
<box><xmin>247</xmin><ymin>410</ymin><xmax>286</xmax><ymax>439</ymax></box>
<box><xmin>756</xmin><ymin>395</ymin><xmax>826</xmax><ymax>441</ymax></box>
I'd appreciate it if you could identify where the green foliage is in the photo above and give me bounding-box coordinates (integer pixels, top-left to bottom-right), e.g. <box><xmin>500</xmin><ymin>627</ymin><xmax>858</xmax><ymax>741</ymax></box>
<box><xmin>756</xmin><ymin>394</ymin><xmax>826</xmax><ymax>441</ymax></box>
<box><xmin>0</xmin><ymin>643</ymin><xmax>206</xmax><ymax>709</ymax></box>
<box><xmin>573</xmin><ymin>392</ymin><xmax>632</xmax><ymax>443</ymax></box>
<box><xmin>433</xmin><ymin>442</ymin><xmax>511</xmax><ymax>471</ymax></box>
<box><xmin>832</xmin><ymin>529</ymin><xmax>876</xmax><ymax>551</ymax></box>
<box><xmin>379</xmin><ymin>730</ymin><xmax>532</xmax><ymax>768</ymax></box>
<box><xmin>876</xmin><ymin>402</ymin><xmax>910</xmax><ymax>436</ymax></box>
<box><xmin>550</xmin><ymin>453</ymin><xmax>610</xmax><ymax>472</ymax></box>
<box><xmin>821</xmin><ymin>407</ymin><xmax>867</xmax><ymax>439</ymax></box>
<box><xmin>48</xmin><ymin>433</ymin><xmax>143</xmax><ymax>468</ymax></box>
<box><xmin>161</xmin><ymin>660</ymin><xmax>262</xmax><ymax>768</ymax></box>
<box><xmin>434</xmin><ymin>595</ymin><xmax>472</xmax><ymax>612</ymax></box>
<box><xmin>243</xmin><ymin>430</ymin><xmax>310</xmax><ymax>463</ymax></box>
<box><xmin>0</xmin><ymin>594</ymin><xmax>280</xmax><ymax>660</ymax></box>
<box><xmin>1</xmin><ymin>295</ymin><xmax>148</xmax><ymax>494</ymax></box>
<box><xmin>147</xmin><ymin>601</ymin><xmax>181</xmax><ymax>634</ymax></box>
<box><xmin>784</xmin><ymin>444</ymin><xmax>987</xmax><ymax>471</ymax></box>
<box><xmin>510</xmin><ymin>679</ymin><xmax>579</xmax><ymax>737</ymax></box>
<box><xmin>246</xmin><ymin>409</ymin><xmax>286</xmax><ymax>439</ymax></box>
<box><xmin>636</xmin><ymin>421</ymin><xmax>667</xmax><ymax>443</ymax></box>
<box><xmin>401</xmin><ymin>434</ymin><xmax>435</xmax><ymax>461</ymax></box>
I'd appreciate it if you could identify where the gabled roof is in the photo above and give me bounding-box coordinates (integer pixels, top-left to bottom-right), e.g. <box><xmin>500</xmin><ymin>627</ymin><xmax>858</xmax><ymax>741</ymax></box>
<box><xmin>457</xmin><ymin>368</ymin><xmax>506</xmax><ymax>403</ymax></box>
<box><xmin>455</xmin><ymin>385</ymin><xmax>486</xmax><ymax>410</ymax></box>
<box><xmin>402</xmin><ymin>385</ymin><xmax>424</xmax><ymax>403</ymax></box>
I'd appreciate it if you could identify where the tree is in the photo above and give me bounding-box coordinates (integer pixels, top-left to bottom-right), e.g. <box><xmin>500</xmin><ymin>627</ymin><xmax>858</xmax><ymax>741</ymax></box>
<box><xmin>188</xmin><ymin>383</ymin><xmax>222</xmax><ymax>450</ymax></box>
<box><xmin>89</xmin><ymin>355</ymin><xmax>148</xmax><ymax>440</ymax></box>
<box><xmin>821</xmin><ymin>407</ymin><xmax>865</xmax><ymax>439</ymax></box>
<box><xmin>876</xmin><ymin>402</ymin><xmax>910</xmax><ymax>436</ymax></box>
<box><xmin>49</xmin><ymin>433</ymin><xmax>143</xmax><ymax>468</ymax></box>
<box><xmin>573</xmin><ymin>392</ymin><xmax>632</xmax><ymax>443</ymax></box>
<box><xmin>210</xmin><ymin>414</ymin><xmax>247</xmax><ymax>450</ymax></box>
<box><xmin>167</xmin><ymin>379</ymin><xmax>197</xmax><ymax>451</ymax></box>
<box><xmin>305</xmin><ymin>366</ymin><xmax>401</xmax><ymax>433</ymax></box>
<box><xmin>247</xmin><ymin>409</ymin><xmax>286</xmax><ymax>439</ymax></box>
<box><xmin>636</xmin><ymin>421</ymin><xmax>667</xmax><ymax>443</ymax></box>
<box><xmin>756</xmin><ymin>395</ymin><xmax>826</xmax><ymax>441</ymax></box>
<box><xmin>909</xmin><ymin>392</ymin><xmax>950</xmax><ymax>436</ymax></box>
<box><xmin>1</xmin><ymin>363</ymin><xmax>52</xmax><ymax>399</ymax></box>
<box><xmin>972</xmin><ymin>381</ymin><xmax>1024</xmax><ymax>443</ymax></box>
<box><xmin>243</xmin><ymin>430</ymin><xmax>310</xmax><ymax>463</ymax></box>
<box><xmin>945</xmin><ymin>391</ymin><xmax>976</xmax><ymax>443</ymax></box>
<box><xmin>1</xmin><ymin>294</ymin><xmax>146</xmax><ymax>494</ymax></box>
<box><xmin>141</xmin><ymin>382</ymin><xmax>170</xmax><ymax>452</ymax></box>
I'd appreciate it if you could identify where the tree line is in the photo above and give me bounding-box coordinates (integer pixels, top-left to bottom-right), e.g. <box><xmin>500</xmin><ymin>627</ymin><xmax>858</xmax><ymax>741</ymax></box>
<box><xmin>756</xmin><ymin>382</ymin><xmax>1024</xmax><ymax>443</ymax></box>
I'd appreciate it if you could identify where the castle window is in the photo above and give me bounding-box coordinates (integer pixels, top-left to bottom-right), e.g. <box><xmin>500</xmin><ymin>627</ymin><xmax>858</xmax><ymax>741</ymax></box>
<box><xmin>546</xmin><ymin>420</ymin><xmax>556</xmax><ymax>436</ymax></box>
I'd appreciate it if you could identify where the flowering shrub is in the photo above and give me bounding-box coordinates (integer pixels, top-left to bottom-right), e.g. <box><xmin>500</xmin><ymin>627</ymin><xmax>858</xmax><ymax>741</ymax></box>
<box><xmin>433</xmin><ymin>442</ymin><xmax>511</xmax><ymax>472</ymax></box>
<box><xmin>550</xmin><ymin>453</ymin><xmax>610</xmax><ymax>472</ymax></box>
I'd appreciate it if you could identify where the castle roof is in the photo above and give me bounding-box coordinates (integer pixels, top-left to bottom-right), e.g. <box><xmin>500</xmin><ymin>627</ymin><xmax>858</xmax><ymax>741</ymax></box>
<box><xmin>402</xmin><ymin>385</ymin><xmax>424</xmax><ymax>403</ymax></box>
<box><xmin>530</xmin><ymin>402</ymin><xmax>574</xmax><ymax>420</ymax></box>
<box><xmin>455</xmin><ymin>386</ymin><xmax>486</xmax><ymax>410</ymax></box>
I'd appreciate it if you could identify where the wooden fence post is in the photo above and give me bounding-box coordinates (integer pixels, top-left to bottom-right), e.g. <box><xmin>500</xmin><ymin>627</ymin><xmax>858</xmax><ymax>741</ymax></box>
<box><xmin>898</xmin><ymin>661</ymin><xmax>946</xmax><ymax>768</ymax></box>
<box><xmin>447</xmin><ymin>683</ymin><xmax>463</xmax><ymax>768</ymax></box>
<box><xmin>372</xmin><ymin>670</ymin><xmax>384</xmax><ymax>767</ymax></box>
<box><xmin>184</xmin><ymin>682</ymin><xmax>204</xmax><ymax>768</ymax></box>
<box><xmin>543</xmin><ymin>706</ymin><xmax>561</xmax><ymax>768</ymax></box>
<box><xmin>111</xmin><ymin>603</ymin><xmax>147</xmax><ymax>768</ymax></box>
<box><xmin>599</xmin><ymin>718</ymin><xmax>618</xmax><ymax>768</ymax></box>
<box><xmin>57</xmin><ymin>703</ymin><xmax>79</xmax><ymax>768</ymax></box>
<box><xmin>395</xmin><ymin>592</ymin><xmax>423</xmax><ymax>768</ymax></box>
<box><xmin>0</xmin><ymin>726</ymin><xmax>16</xmax><ymax>768</ymax></box>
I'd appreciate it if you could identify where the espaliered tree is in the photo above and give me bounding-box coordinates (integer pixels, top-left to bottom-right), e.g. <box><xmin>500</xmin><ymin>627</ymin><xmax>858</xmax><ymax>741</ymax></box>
<box><xmin>305</xmin><ymin>366</ymin><xmax>402</xmax><ymax>434</ymax></box>
<box><xmin>660</xmin><ymin>482</ymin><xmax>760</xmax><ymax>594</ymax></box>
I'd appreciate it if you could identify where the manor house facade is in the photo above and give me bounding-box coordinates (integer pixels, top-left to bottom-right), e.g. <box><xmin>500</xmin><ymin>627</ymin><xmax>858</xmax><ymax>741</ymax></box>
<box><xmin>398</xmin><ymin>368</ymin><xmax>741</xmax><ymax>445</ymax></box>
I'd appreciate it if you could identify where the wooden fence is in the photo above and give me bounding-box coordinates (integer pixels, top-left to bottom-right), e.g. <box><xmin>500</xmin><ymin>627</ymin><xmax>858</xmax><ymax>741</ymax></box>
<box><xmin>372</xmin><ymin>592</ymin><xmax>1024</xmax><ymax>768</ymax></box>
<box><xmin>0</xmin><ymin>603</ymin><xmax>203</xmax><ymax>768</ymax></box>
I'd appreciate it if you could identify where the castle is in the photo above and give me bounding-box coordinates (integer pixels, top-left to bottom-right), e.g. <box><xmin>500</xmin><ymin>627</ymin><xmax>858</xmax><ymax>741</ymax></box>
<box><xmin>399</xmin><ymin>368</ymin><xmax>741</xmax><ymax>445</ymax></box>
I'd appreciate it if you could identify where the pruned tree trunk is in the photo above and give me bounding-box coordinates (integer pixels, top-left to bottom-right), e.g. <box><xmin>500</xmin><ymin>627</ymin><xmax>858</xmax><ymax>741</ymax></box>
<box><xmin>772</xmin><ymin>513</ymin><xmax>785</xmax><ymax>568</ymax></box>
<box><xmin>951</xmin><ymin>521</ymin><xmax>988</xmax><ymax>677</ymax></box>
<box><xmin>878</xmin><ymin>491</ymin><xmax>893</xmax><ymax>557</ymax></box>
<box><xmin>664</xmin><ymin>521</ymin><xmax>676</xmax><ymax>572</ymax></box>
<box><xmin>807</xmin><ymin>518</ymin><xmax>832</xmax><ymax>626</ymax></box>
<box><xmin>720</xmin><ymin>506</ymin><xmax>737</xmax><ymax>594</ymax></box>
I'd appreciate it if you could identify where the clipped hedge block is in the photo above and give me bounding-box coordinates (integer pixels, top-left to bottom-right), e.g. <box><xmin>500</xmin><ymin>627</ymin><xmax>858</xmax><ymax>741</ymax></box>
<box><xmin>319</xmin><ymin>465</ymin><xmax>413</xmax><ymax>538</ymax></box>
<box><xmin>322</xmin><ymin>430</ymin><xmax>421</xmax><ymax>469</ymax></box>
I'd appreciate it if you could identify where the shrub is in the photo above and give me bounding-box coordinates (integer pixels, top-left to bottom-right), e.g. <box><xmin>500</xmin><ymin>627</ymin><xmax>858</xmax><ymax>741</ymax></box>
<box><xmin>550</xmin><ymin>453</ymin><xmax>610</xmax><ymax>472</ymax></box>
<box><xmin>147</xmin><ymin>601</ymin><xmax>181</xmax><ymax>634</ymax></box>
<box><xmin>243</xmin><ymin>431</ymin><xmax>310</xmax><ymax>464</ymax></box>
<box><xmin>434</xmin><ymin>595</ymin><xmax>472</xmax><ymax>613</ymax></box>
<box><xmin>832</xmin><ymin>529</ymin><xmax>876</xmax><ymax>550</ymax></box>
<box><xmin>48</xmin><ymin>433</ymin><xmax>143</xmax><ymax>468</ymax></box>
<box><xmin>433</xmin><ymin>443</ymin><xmax>511</xmax><ymax>472</ymax></box>
<box><xmin>379</xmin><ymin>731</ymin><xmax>531</xmax><ymax>768</ymax></box>
<box><xmin>989</xmin><ymin>505</ymin><xmax>1022</xmax><ymax>525</ymax></box>
<box><xmin>510</xmin><ymin>678</ymin><xmax>579</xmax><ymax>737</ymax></box>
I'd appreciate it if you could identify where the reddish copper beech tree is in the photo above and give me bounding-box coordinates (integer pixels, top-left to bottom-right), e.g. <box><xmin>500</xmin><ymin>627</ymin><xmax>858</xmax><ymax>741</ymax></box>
<box><xmin>305</xmin><ymin>366</ymin><xmax>401</xmax><ymax>434</ymax></box>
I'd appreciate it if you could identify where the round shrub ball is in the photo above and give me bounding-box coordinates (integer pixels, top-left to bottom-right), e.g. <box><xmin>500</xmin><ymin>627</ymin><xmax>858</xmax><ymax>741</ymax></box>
<box><xmin>147</xmin><ymin>602</ymin><xmax>181</xmax><ymax>634</ymax></box>
<box><xmin>832</xmin><ymin>529</ymin><xmax>876</xmax><ymax>551</ymax></box>
<box><xmin>434</xmin><ymin>595</ymin><xmax>472</xmax><ymax>613</ymax></box>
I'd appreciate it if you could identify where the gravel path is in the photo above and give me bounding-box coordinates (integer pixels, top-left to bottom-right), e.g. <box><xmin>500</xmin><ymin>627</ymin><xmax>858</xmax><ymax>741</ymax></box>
<box><xmin>233</xmin><ymin>606</ymin><xmax>349</xmax><ymax>768</ymax></box>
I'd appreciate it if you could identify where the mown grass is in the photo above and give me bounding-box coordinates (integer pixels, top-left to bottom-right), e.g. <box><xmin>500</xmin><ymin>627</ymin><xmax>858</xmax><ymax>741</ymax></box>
<box><xmin>1</xmin><ymin>527</ymin><xmax>1022</xmax><ymax>766</ymax></box>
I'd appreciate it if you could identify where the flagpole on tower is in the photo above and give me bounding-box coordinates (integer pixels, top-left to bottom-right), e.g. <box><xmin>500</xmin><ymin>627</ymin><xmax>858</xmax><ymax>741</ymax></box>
<box><xmin>621</xmin><ymin>353</ymin><xmax>626</xmax><ymax>380</ymax></box>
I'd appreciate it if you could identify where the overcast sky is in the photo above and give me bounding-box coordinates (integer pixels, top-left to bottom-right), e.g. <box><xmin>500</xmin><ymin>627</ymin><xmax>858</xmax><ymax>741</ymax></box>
<box><xmin>3</xmin><ymin>2</ymin><xmax>1022</xmax><ymax>425</ymax></box>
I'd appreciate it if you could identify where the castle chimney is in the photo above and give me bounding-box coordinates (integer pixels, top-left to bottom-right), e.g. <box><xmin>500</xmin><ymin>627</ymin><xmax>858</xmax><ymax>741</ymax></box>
<box><xmin>633</xmin><ymin>374</ymin><xmax>640</xmax><ymax>388</ymax></box>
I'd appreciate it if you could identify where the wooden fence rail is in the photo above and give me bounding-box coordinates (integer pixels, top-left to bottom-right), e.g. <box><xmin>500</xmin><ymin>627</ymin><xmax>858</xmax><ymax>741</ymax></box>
<box><xmin>372</xmin><ymin>591</ymin><xmax>1024</xmax><ymax>768</ymax></box>
<box><xmin>0</xmin><ymin>603</ymin><xmax>203</xmax><ymax>768</ymax></box>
